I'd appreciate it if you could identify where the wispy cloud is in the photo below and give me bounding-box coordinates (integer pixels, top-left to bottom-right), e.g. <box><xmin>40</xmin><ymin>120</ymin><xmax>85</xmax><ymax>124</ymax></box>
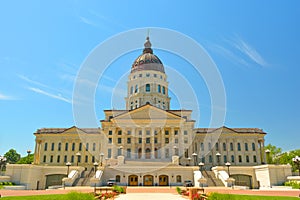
<box><xmin>0</xmin><ymin>93</ymin><xmax>15</xmax><ymax>100</ymax></box>
<box><xmin>28</xmin><ymin>87</ymin><xmax>72</xmax><ymax>104</ymax></box>
<box><xmin>79</xmin><ymin>16</ymin><xmax>98</xmax><ymax>27</ymax></box>
<box><xmin>231</xmin><ymin>36</ymin><xmax>268</xmax><ymax>67</ymax></box>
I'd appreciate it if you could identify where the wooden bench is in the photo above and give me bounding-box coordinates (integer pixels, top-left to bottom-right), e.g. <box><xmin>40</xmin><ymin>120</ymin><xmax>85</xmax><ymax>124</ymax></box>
<box><xmin>94</xmin><ymin>186</ymin><xmax>113</xmax><ymax>194</ymax></box>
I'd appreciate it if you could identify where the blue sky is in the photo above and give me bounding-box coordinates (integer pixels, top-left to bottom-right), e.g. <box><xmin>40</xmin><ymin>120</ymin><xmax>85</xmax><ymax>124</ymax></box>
<box><xmin>0</xmin><ymin>1</ymin><xmax>299</xmax><ymax>156</ymax></box>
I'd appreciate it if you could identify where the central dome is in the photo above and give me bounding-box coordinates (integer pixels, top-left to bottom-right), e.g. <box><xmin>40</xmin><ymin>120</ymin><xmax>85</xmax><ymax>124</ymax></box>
<box><xmin>131</xmin><ymin>37</ymin><xmax>165</xmax><ymax>73</ymax></box>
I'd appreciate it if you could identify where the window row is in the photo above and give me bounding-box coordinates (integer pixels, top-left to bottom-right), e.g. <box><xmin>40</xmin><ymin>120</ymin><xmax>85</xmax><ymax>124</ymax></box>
<box><xmin>197</xmin><ymin>142</ymin><xmax>257</xmax><ymax>152</ymax></box>
<box><xmin>108</xmin><ymin>137</ymin><xmax>188</xmax><ymax>144</ymax></box>
<box><xmin>129</xmin><ymin>84</ymin><xmax>166</xmax><ymax>94</ymax></box>
<box><xmin>108</xmin><ymin>130</ymin><xmax>188</xmax><ymax>136</ymax></box>
<box><xmin>42</xmin><ymin>154</ymin><xmax>96</xmax><ymax>164</ymax></box>
<box><xmin>43</xmin><ymin>142</ymin><xmax>97</xmax><ymax>152</ymax></box>
<box><xmin>199</xmin><ymin>155</ymin><xmax>258</xmax><ymax>164</ymax></box>
<box><xmin>132</xmin><ymin>73</ymin><xmax>165</xmax><ymax>81</ymax></box>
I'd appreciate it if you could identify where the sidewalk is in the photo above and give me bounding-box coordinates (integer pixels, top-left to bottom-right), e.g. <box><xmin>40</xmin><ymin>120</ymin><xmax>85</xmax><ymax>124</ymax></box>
<box><xmin>116</xmin><ymin>193</ymin><xmax>186</xmax><ymax>200</ymax></box>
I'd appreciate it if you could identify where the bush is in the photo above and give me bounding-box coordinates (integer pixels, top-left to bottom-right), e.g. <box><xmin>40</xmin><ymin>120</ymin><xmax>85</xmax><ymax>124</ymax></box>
<box><xmin>284</xmin><ymin>181</ymin><xmax>300</xmax><ymax>189</ymax></box>
<box><xmin>176</xmin><ymin>186</ymin><xmax>182</xmax><ymax>194</ymax></box>
<box><xmin>112</xmin><ymin>185</ymin><xmax>125</xmax><ymax>193</ymax></box>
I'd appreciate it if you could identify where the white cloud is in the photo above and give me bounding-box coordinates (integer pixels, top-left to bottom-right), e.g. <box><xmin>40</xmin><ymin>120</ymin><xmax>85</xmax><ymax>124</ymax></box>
<box><xmin>232</xmin><ymin>36</ymin><xmax>268</xmax><ymax>67</ymax></box>
<box><xmin>79</xmin><ymin>16</ymin><xmax>98</xmax><ymax>27</ymax></box>
<box><xmin>28</xmin><ymin>87</ymin><xmax>72</xmax><ymax>104</ymax></box>
<box><xmin>0</xmin><ymin>93</ymin><xmax>15</xmax><ymax>100</ymax></box>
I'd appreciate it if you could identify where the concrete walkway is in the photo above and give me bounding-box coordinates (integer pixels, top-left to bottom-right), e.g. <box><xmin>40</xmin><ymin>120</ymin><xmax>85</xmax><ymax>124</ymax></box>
<box><xmin>116</xmin><ymin>193</ymin><xmax>186</xmax><ymax>200</ymax></box>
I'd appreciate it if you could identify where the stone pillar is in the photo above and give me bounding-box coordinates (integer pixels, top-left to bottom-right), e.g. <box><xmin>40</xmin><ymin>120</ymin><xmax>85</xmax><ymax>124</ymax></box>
<box><xmin>132</xmin><ymin>128</ymin><xmax>136</xmax><ymax>159</ymax></box>
<box><xmin>151</xmin><ymin>128</ymin><xmax>155</xmax><ymax>159</ymax></box>
<box><xmin>141</xmin><ymin>128</ymin><xmax>145</xmax><ymax>159</ymax></box>
<box><xmin>112</xmin><ymin>128</ymin><xmax>117</xmax><ymax>159</ymax></box>
<box><xmin>161</xmin><ymin>129</ymin><xmax>165</xmax><ymax>159</ymax></box>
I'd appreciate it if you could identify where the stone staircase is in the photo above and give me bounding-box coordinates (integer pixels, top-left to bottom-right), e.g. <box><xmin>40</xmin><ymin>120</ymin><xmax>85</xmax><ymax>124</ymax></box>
<box><xmin>203</xmin><ymin>170</ymin><xmax>224</xmax><ymax>187</ymax></box>
<box><xmin>73</xmin><ymin>169</ymin><xmax>95</xmax><ymax>186</ymax></box>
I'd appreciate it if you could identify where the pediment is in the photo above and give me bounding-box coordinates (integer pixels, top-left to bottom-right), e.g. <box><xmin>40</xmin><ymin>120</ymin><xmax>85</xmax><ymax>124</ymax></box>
<box><xmin>61</xmin><ymin>126</ymin><xmax>87</xmax><ymax>135</ymax></box>
<box><xmin>212</xmin><ymin>126</ymin><xmax>238</xmax><ymax>134</ymax></box>
<box><xmin>112</xmin><ymin>105</ymin><xmax>183</xmax><ymax>121</ymax></box>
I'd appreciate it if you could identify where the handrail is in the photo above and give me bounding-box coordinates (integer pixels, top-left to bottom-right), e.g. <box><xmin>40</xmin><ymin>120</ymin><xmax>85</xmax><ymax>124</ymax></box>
<box><xmin>203</xmin><ymin>170</ymin><xmax>217</xmax><ymax>186</ymax></box>
<box><xmin>81</xmin><ymin>169</ymin><xmax>94</xmax><ymax>186</ymax></box>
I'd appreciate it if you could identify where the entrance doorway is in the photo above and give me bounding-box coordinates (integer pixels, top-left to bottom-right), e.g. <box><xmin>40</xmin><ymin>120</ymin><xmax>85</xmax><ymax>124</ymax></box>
<box><xmin>143</xmin><ymin>175</ymin><xmax>154</xmax><ymax>186</ymax></box>
<box><xmin>128</xmin><ymin>175</ymin><xmax>138</xmax><ymax>186</ymax></box>
<box><xmin>159</xmin><ymin>175</ymin><xmax>169</xmax><ymax>186</ymax></box>
<box><xmin>45</xmin><ymin>174</ymin><xmax>65</xmax><ymax>188</ymax></box>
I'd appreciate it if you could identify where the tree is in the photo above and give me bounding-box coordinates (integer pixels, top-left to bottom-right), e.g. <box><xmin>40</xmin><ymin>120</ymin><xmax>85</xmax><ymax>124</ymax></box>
<box><xmin>4</xmin><ymin>149</ymin><xmax>21</xmax><ymax>164</ymax></box>
<box><xmin>264</xmin><ymin>144</ymin><xmax>282</xmax><ymax>164</ymax></box>
<box><xmin>16</xmin><ymin>154</ymin><xmax>34</xmax><ymax>164</ymax></box>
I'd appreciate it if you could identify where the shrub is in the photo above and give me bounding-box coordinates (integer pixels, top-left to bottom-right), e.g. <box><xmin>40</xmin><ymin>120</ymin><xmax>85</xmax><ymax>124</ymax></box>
<box><xmin>112</xmin><ymin>185</ymin><xmax>125</xmax><ymax>193</ymax></box>
<box><xmin>176</xmin><ymin>186</ymin><xmax>182</xmax><ymax>194</ymax></box>
<box><xmin>284</xmin><ymin>181</ymin><xmax>300</xmax><ymax>189</ymax></box>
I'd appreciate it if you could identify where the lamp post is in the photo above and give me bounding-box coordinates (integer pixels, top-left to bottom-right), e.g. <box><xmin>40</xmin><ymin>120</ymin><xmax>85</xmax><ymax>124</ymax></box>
<box><xmin>292</xmin><ymin>156</ymin><xmax>300</xmax><ymax>176</ymax></box>
<box><xmin>198</xmin><ymin>162</ymin><xmax>204</xmax><ymax>172</ymax></box>
<box><xmin>192</xmin><ymin>152</ymin><xmax>197</xmax><ymax>166</ymax></box>
<box><xmin>27</xmin><ymin>149</ymin><xmax>32</xmax><ymax>164</ymax></box>
<box><xmin>99</xmin><ymin>153</ymin><xmax>104</xmax><ymax>166</ymax></box>
<box><xmin>66</xmin><ymin>162</ymin><xmax>71</xmax><ymax>176</ymax></box>
<box><xmin>225</xmin><ymin>162</ymin><xmax>231</xmax><ymax>176</ymax></box>
<box><xmin>187</xmin><ymin>157</ymin><xmax>191</xmax><ymax>166</ymax></box>
<box><xmin>216</xmin><ymin>152</ymin><xmax>221</xmax><ymax>166</ymax></box>
<box><xmin>76</xmin><ymin>152</ymin><xmax>81</xmax><ymax>166</ymax></box>
<box><xmin>265</xmin><ymin>149</ymin><xmax>270</xmax><ymax>164</ymax></box>
<box><xmin>93</xmin><ymin>162</ymin><xmax>99</xmax><ymax>172</ymax></box>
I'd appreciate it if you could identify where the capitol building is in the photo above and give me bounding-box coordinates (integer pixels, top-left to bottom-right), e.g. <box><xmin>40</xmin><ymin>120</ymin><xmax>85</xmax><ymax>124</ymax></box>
<box><xmin>2</xmin><ymin>36</ymin><xmax>292</xmax><ymax>190</ymax></box>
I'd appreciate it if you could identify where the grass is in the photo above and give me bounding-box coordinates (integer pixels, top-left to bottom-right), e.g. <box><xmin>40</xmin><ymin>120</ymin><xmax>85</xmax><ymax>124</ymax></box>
<box><xmin>207</xmin><ymin>193</ymin><xmax>300</xmax><ymax>200</ymax></box>
<box><xmin>1</xmin><ymin>192</ymin><xmax>94</xmax><ymax>200</ymax></box>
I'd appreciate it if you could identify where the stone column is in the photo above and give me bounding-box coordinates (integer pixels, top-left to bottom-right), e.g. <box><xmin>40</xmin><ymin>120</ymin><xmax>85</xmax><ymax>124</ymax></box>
<box><xmin>161</xmin><ymin>129</ymin><xmax>165</xmax><ymax>159</ymax></box>
<box><xmin>151</xmin><ymin>128</ymin><xmax>155</xmax><ymax>159</ymax></box>
<box><xmin>132</xmin><ymin>128</ymin><xmax>136</xmax><ymax>159</ymax></box>
<box><xmin>112</xmin><ymin>128</ymin><xmax>117</xmax><ymax>159</ymax></box>
<box><xmin>141</xmin><ymin>127</ymin><xmax>145</xmax><ymax>159</ymax></box>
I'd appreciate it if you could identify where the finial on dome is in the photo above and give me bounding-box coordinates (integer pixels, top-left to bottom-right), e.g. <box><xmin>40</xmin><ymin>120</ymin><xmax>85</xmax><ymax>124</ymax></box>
<box><xmin>143</xmin><ymin>31</ymin><xmax>153</xmax><ymax>54</ymax></box>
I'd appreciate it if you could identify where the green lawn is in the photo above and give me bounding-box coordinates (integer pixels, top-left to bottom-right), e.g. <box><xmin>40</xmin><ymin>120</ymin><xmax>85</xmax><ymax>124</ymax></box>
<box><xmin>1</xmin><ymin>192</ymin><xmax>94</xmax><ymax>200</ymax></box>
<box><xmin>208</xmin><ymin>193</ymin><xmax>299</xmax><ymax>200</ymax></box>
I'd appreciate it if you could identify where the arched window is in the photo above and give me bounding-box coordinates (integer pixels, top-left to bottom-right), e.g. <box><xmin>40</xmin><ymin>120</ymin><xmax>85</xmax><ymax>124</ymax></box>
<box><xmin>162</xmin><ymin>86</ymin><xmax>165</xmax><ymax>94</ymax></box>
<box><xmin>252</xmin><ymin>143</ymin><xmax>256</xmax><ymax>151</ymax></box>
<box><xmin>58</xmin><ymin>143</ymin><xmax>61</xmax><ymax>151</ymax></box>
<box><xmin>231</xmin><ymin>155</ymin><xmax>235</xmax><ymax>163</ymax></box>
<box><xmin>116</xmin><ymin>175</ymin><xmax>121</xmax><ymax>183</ymax></box>
<box><xmin>237</xmin><ymin>143</ymin><xmax>241</xmax><ymax>151</ymax></box>
<box><xmin>146</xmin><ymin>84</ymin><xmax>150</xmax><ymax>92</ymax></box>
<box><xmin>223</xmin><ymin>143</ymin><xmax>226</xmax><ymax>151</ymax></box>
<box><xmin>44</xmin><ymin>143</ymin><xmax>48</xmax><ymax>151</ymax></box>
<box><xmin>158</xmin><ymin>85</ymin><xmax>161</xmax><ymax>93</ymax></box>
<box><xmin>135</xmin><ymin>85</ymin><xmax>138</xmax><ymax>93</ymax></box>
<box><xmin>130</xmin><ymin>86</ymin><xmax>133</xmax><ymax>94</ymax></box>
<box><xmin>176</xmin><ymin>175</ymin><xmax>182</xmax><ymax>183</ymax></box>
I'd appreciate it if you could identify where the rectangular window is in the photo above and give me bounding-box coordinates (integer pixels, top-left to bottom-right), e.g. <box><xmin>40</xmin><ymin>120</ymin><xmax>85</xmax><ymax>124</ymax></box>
<box><xmin>246</xmin><ymin>155</ymin><xmax>249</xmax><ymax>163</ymax></box>
<box><xmin>245</xmin><ymin>143</ymin><xmax>248</xmax><ymax>151</ymax></box>
<box><xmin>44</xmin><ymin>143</ymin><xmax>48</xmax><ymax>151</ymax></box>
<box><xmin>175</xmin><ymin>138</ymin><xmax>178</xmax><ymax>144</ymax></box>
<box><xmin>85</xmin><ymin>155</ymin><xmax>88</xmax><ymax>163</ymax></box>
<box><xmin>208</xmin><ymin>142</ymin><xmax>212</xmax><ymax>150</ymax></box>
<box><xmin>127</xmin><ymin>138</ymin><xmax>131</xmax><ymax>144</ymax></box>
<box><xmin>215</xmin><ymin>143</ymin><xmax>219</xmax><ymax>151</ymax></box>
<box><xmin>108</xmin><ymin>148</ymin><xmax>112</xmax><ymax>158</ymax></box>
<box><xmin>184</xmin><ymin>149</ymin><xmax>188</xmax><ymax>158</ymax></box>
<box><xmin>146</xmin><ymin>84</ymin><xmax>150</xmax><ymax>92</ymax></box>
<box><xmin>146</xmin><ymin>130</ymin><xmax>150</xmax><ymax>135</ymax></box>
<box><xmin>64</xmin><ymin>155</ymin><xmax>67</xmax><ymax>163</ymax></box>
<box><xmin>127</xmin><ymin>130</ymin><xmax>131</xmax><ymax>135</ymax></box>
<box><xmin>252</xmin><ymin>143</ymin><xmax>256</xmax><ymax>151</ymax></box>
<box><xmin>253</xmin><ymin>155</ymin><xmax>257</xmax><ymax>163</ymax></box>
<box><xmin>174</xmin><ymin>130</ymin><xmax>178</xmax><ymax>135</ymax></box>
<box><xmin>165</xmin><ymin>138</ymin><xmax>169</xmax><ymax>144</ymax></box>
<box><xmin>201</xmin><ymin>143</ymin><xmax>204</xmax><ymax>151</ymax></box>
<box><xmin>231</xmin><ymin>155</ymin><xmax>235</xmax><ymax>163</ymax></box>
<box><xmin>146</xmin><ymin>137</ymin><xmax>150</xmax><ymax>143</ymax></box>
<box><xmin>93</xmin><ymin>143</ymin><xmax>96</xmax><ymax>151</ymax></box>
<box><xmin>57</xmin><ymin>155</ymin><xmax>60</xmax><ymax>163</ymax></box>
<box><xmin>86</xmin><ymin>143</ymin><xmax>89</xmax><ymax>151</ymax></box>
<box><xmin>138</xmin><ymin>138</ymin><xmax>142</xmax><ymax>144</ymax></box>
<box><xmin>118</xmin><ymin>138</ymin><xmax>122</xmax><ymax>144</ymax></box>
<box><xmin>71</xmin><ymin>155</ymin><xmax>74</xmax><ymax>163</ymax></box>
<box><xmin>184</xmin><ymin>138</ymin><xmax>188</xmax><ymax>144</ymax></box>
<box><xmin>118</xmin><ymin>130</ymin><xmax>122</xmax><ymax>135</ymax></box>
<box><xmin>209</xmin><ymin>155</ymin><xmax>212</xmax><ymax>163</ymax></box>
<box><xmin>154</xmin><ymin>137</ymin><xmax>158</xmax><ymax>144</ymax></box>
<box><xmin>139</xmin><ymin>130</ymin><xmax>142</xmax><ymax>135</ymax></box>
<box><xmin>58</xmin><ymin>143</ymin><xmax>61</xmax><ymax>151</ymax></box>
<box><xmin>117</xmin><ymin>148</ymin><xmax>121</xmax><ymax>156</ymax></box>
<box><xmin>230</xmin><ymin>143</ymin><xmax>234</xmax><ymax>151</ymax></box>
<box><xmin>184</xmin><ymin>131</ymin><xmax>188</xmax><ymax>135</ymax></box>
<box><xmin>108</xmin><ymin>138</ymin><xmax>112</xmax><ymax>144</ymax></box>
<box><xmin>223</xmin><ymin>143</ymin><xmax>226</xmax><ymax>151</ymax></box>
<box><xmin>224</xmin><ymin>155</ymin><xmax>227</xmax><ymax>163</ymax></box>
<box><xmin>43</xmin><ymin>155</ymin><xmax>46</xmax><ymax>163</ymax></box>
<box><xmin>165</xmin><ymin>130</ymin><xmax>169</xmax><ymax>135</ymax></box>
<box><xmin>165</xmin><ymin>149</ymin><xmax>169</xmax><ymax>158</ymax></box>
<box><xmin>79</xmin><ymin>143</ymin><xmax>82</xmax><ymax>151</ymax></box>
<box><xmin>50</xmin><ymin>155</ymin><xmax>53</xmax><ymax>163</ymax></box>
<box><xmin>51</xmin><ymin>143</ymin><xmax>55</xmax><ymax>151</ymax></box>
<box><xmin>158</xmin><ymin>85</ymin><xmax>161</xmax><ymax>93</ymax></box>
<box><xmin>238</xmin><ymin>155</ymin><xmax>242</xmax><ymax>163</ymax></box>
<box><xmin>127</xmin><ymin>149</ymin><xmax>131</xmax><ymax>158</ymax></box>
<box><xmin>72</xmin><ymin>143</ymin><xmax>75</xmax><ymax>151</ymax></box>
<box><xmin>135</xmin><ymin>85</ymin><xmax>138</xmax><ymax>93</ymax></box>
<box><xmin>237</xmin><ymin>143</ymin><xmax>241</xmax><ymax>151</ymax></box>
<box><xmin>65</xmin><ymin>143</ymin><xmax>69</xmax><ymax>151</ymax></box>
<box><xmin>92</xmin><ymin>156</ymin><xmax>95</xmax><ymax>163</ymax></box>
<box><xmin>108</xmin><ymin>130</ymin><xmax>112</xmax><ymax>135</ymax></box>
<box><xmin>78</xmin><ymin>155</ymin><xmax>81</xmax><ymax>163</ymax></box>
<box><xmin>162</xmin><ymin>86</ymin><xmax>165</xmax><ymax>94</ymax></box>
